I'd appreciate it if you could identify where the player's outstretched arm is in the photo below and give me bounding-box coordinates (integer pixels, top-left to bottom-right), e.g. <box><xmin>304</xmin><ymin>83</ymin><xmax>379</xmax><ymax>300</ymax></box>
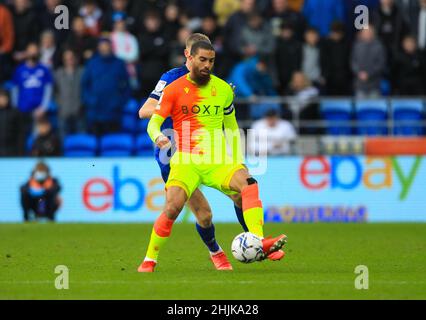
<box><xmin>147</xmin><ymin>114</ymin><xmax>167</xmax><ymax>144</ymax></box>
<box><xmin>138</xmin><ymin>97</ymin><xmax>159</xmax><ymax>119</ymax></box>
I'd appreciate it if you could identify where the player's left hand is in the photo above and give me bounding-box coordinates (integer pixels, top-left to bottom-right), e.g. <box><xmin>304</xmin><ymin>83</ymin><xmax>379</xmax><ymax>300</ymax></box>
<box><xmin>155</xmin><ymin>135</ymin><xmax>172</xmax><ymax>150</ymax></box>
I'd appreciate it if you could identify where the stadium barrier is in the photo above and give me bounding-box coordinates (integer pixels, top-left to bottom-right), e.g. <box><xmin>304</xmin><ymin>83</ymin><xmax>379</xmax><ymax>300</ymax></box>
<box><xmin>1</xmin><ymin>156</ymin><xmax>425</xmax><ymax>223</ymax></box>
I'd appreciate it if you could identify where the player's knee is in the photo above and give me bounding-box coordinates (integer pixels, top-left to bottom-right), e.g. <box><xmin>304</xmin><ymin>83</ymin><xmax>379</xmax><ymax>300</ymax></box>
<box><xmin>164</xmin><ymin>201</ymin><xmax>184</xmax><ymax>219</ymax></box>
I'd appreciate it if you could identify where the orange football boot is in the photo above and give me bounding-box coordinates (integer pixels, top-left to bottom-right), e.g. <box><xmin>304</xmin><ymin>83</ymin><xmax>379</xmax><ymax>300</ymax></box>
<box><xmin>267</xmin><ymin>249</ymin><xmax>286</xmax><ymax>261</ymax></box>
<box><xmin>260</xmin><ymin>235</ymin><xmax>288</xmax><ymax>261</ymax></box>
<box><xmin>210</xmin><ymin>251</ymin><xmax>233</xmax><ymax>270</ymax></box>
<box><xmin>137</xmin><ymin>260</ymin><xmax>156</xmax><ymax>273</ymax></box>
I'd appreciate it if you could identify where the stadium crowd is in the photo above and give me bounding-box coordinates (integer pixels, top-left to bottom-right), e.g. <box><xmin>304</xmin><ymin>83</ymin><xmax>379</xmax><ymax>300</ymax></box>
<box><xmin>0</xmin><ymin>0</ymin><xmax>426</xmax><ymax>157</ymax></box>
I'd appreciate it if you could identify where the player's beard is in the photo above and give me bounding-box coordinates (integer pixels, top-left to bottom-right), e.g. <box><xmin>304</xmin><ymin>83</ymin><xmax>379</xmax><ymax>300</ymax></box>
<box><xmin>193</xmin><ymin>67</ymin><xmax>211</xmax><ymax>86</ymax></box>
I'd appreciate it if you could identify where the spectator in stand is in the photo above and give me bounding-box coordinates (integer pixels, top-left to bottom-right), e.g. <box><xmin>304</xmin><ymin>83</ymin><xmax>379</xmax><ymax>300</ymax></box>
<box><xmin>344</xmin><ymin>1</ymin><xmax>380</xmax><ymax>41</ymax></box>
<box><xmin>287</xmin><ymin>71</ymin><xmax>320</xmax><ymax>134</ymax></box>
<box><xmin>372</xmin><ymin>0</ymin><xmax>409</xmax><ymax>68</ymax></box>
<box><xmin>111</xmin><ymin>12</ymin><xmax>139</xmax><ymax>90</ymax></box>
<box><xmin>177</xmin><ymin>8</ymin><xmax>203</xmax><ymax>31</ymax></box>
<box><xmin>249</xmin><ymin>109</ymin><xmax>297</xmax><ymax>156</ymax></box>
<box><xmin>301</xmin><ymin>27</ymin><xmax>323</xmax><ymax>89</ymax></box>
<box><xmin>275</xmin><ymin>21</ymin><xmax>302</xmax><ymax>94</ymax></box>
<box><xmin>63</xmin><ymin>16</ymin><xmax>97</xmax><ymax>65</ymax></box>
<box><xmin>102</xmin><ymin>0</ymin><xmax>138</xmax><ymax>34</ymax></box>
<box><xmin>81</xmin><ymin>36</ymin><xmax>130</xmax><ymax>136</ymax></box>
<box><xmin>79</xmin><ymin>0</ymin><xmax>103</xmax><ymax>37</ymax></box>
<box><xmin>321</xmin><ymin>22</ymin><xmax>352</xmax><ymax>96</ymax></box>
<box><xmin>0</xmin><ymin>4</ymin><xmax>14</xmax><ymax>84</ymax></box>
<box><xmin>39</xmin><ymin>30</ymin><xmax>61</xmax><ymax>69</ymax></box>
<box><xmin>12</xmin><ymin>43</ymin><xmax>53</xmax><ymax>155</ymax></box>
<box><xmin>412</xmin><ymin>0</ymin><xmax>426</xmax><ymax>52</ymax></box>
<box><xmin>222</xmin><ymin>0</ymin><xmax>257</xmax><ymax>76</ymax></box>
<box><xmin>302</xmin><ymin>0</ymin><xmax>345</xmax><ymax>37</ymax></box>
<box><xmin>10</xmin><ymin>0</ymin><xmax>41</xmax><ymax>64</ymax></box>
<box><xmin>239</xmin><ymin>13</ymin><xmax>275</xmax><ymax>59</ymax></box>
<box><xmin>0</xmin><ymin>89</ymin><xmax>20</xmax><ymax>157</ymax></box>
<box><xmin>179</xmin><ymin>0</ymin><xmax>214</xmax><ymax>18</ymax></box>
<box><xmin>54</xmin><ymin>49</ymin><xmax>84</xmax><ymax>137</ymax></box>
<box><xmin>351</xmin><ymin>25</ymin><xmax>387</xmax><ymax>98</ymax></box>
<box><xmin>138</xmin><ymin>10</ymin><xmax>169</xmax><ymax>98</ymax></box>
<box><xmin>163</xmin><ymin>2</ymin><xmax>182</xmax><ymax>41</ymax></box>
<box><xmin>213</xmin><ymin>0</ymin><xmax>240</xmax><ymax>26</ymax></box>
<box><xmin>195</xmin><ymin>15</ymin><xmax>223</xmax><ymax>51</ymax></box>
<box><xmin>128</xmin><ymin>0</ymin><xmax>168</xmax><ymax>19</ymax></box>
<box><xmin>169</xmin><ymin>27</ymin><xmax>191</xmax><ymax>68</ymax></box>
<box><xmin>227</xmin><ymin>55</ymin><xmax>281</xmax><ymax>119</ymax></box>
<box><xmin>31</xmin><ymin>117</ymin><xmax>62</xmax><ymax>157</ymax></box>
<box><xmin>194</xmin><ymin>15</ymin><xmax>224</xmax><ymax>75</ymax></box>
<box><xmin>20</xmin><ymin>161</ymin><xmax>61</xmax><ymax>222</ymax></box>
<box><xmin>396</xmin><ymin>0</ymin><xmax>420</xmax><ymax>31</ymax></box>
<box><xmin>394</xmin><ymin>35</ymin><xmax>426</xmax><ymax>95</ymax></box>
<box><xmin>39</xmin><ymin>0</ymin><xmax>69</xmax><ymax>46</ymax></box>
<box><xmin>288</xmin><ymin>0</ymin><xmax>305</xmax><ymax>11</ymax></box>
<box><xmin>268</xmin><ymin>0</ymin><xmax>306</xmax><ymax>39</ymax></box>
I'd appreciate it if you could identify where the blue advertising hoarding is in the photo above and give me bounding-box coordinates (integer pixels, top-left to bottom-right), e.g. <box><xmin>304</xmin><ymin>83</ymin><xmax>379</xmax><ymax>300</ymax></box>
<box><xmin>0</xmin><ymin>156</ymin><xmax>424</xmax><ymax>223</ymax></box>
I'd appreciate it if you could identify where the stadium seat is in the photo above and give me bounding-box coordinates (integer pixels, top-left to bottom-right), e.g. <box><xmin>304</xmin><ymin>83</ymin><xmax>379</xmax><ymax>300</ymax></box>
<box><xmin>320</xmin><ymin>99</ymin><xmax>353</xmax><ymax>135</ymax></box>
<box><xmin>121</xmin><ymin>114</ymin><xmax>138</xmax><ymax>133</ymax></box>
<box><xmin>355</xmin><ymin>100</ymin><xmax>388</xmax><ymax>136</ymax></box>
<box><xmin>138</xmin><ymin>118</ymin><xmax>150</xmax><ymax>132</ymax></box>
<box><xmin>100</xmin><ymin>134</ymin><xmax>134</xmax><ymax>157</ymax></box>
<box><xmin>391</xmin><ymin>99</ymin><xmax>424</xmax><ymax>136</ymax></box>
<box><xmin>123</xmin><ymin>98</ymin><xmax>140</xmax><ymax>115</ymax></box>
<box><xmin>135</xmin><ymin>133</ymin><xmax>154</xmax><ymax>156</ymax></box>
<box><xmin>64</xmin><ymin>134</ymin><xmax>98</xmax><ymax>157</ymax></box>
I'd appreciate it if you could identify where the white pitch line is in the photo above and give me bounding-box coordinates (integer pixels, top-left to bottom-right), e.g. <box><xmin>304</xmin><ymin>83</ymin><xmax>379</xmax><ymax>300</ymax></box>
<box><xmin>0</xmin><ymin>280</ymin><xmax>424</xmax><ymax>285</ymax></box>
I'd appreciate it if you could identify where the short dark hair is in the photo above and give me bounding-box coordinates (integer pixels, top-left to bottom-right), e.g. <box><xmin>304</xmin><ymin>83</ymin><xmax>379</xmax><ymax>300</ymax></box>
<box><xmin>190</xmin><ymin>41</ymin><xmax>215</xmax><ymax>56</ymax></box>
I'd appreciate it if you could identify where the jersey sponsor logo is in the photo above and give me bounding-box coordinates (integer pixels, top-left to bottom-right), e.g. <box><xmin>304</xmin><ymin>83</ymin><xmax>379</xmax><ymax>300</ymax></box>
<box><xmin>181</xmin><ymin>105</ymin><xmax>221</xmax><ymax>115</ymax></box>
<box><xmin>154</xmin><ymin>80</ymin><xmax>167</xmax><ymax>94</ymax></box>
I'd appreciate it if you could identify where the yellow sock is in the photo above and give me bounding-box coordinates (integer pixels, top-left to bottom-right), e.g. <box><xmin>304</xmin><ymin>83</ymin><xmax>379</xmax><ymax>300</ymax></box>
<box><xmin>243</xmin><ymin>207</ymin><xmax>264</xmax><ymax>238</ymax></box>
<box><xmin>241</xmin><ymin>184</ymin><xmax>264</xmax><ymax>238</ymax></box>
<box><xmin>145</xmin><ymin>228</ymin><xmax>170</xmax><ymax>261</ymax></box>
<box><xmin>144</xmin><ymin>213</ymin><xmax>175</xmax><ymax>262</ymax></box>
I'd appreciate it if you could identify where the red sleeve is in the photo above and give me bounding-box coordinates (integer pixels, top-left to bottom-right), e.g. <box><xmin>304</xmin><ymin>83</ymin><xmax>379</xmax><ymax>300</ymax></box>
<box><xmin>154</xmin><ymin>84</ymin><xmax>175</xmax><ymax>118</ymax></box>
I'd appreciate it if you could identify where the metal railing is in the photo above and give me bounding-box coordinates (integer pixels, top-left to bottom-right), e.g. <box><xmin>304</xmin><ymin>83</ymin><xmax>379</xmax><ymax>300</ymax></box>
<box><xmin>234</xmin><ymin>96</ymin><xmax>426</xmax><ymax>136</ymax></box>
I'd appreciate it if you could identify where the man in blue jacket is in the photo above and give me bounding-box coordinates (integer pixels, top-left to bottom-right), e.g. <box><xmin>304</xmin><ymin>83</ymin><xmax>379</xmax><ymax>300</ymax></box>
<box><xmin>302</xmin><ymin>0</ymin><xmax>345</xmax><ymax>37</ymax></box>
<box><xmin>81</xmin><ymin>36</ymin><xmax>130</xmax><ymax>136</ymax></box>
<box><xmin>11</xmin><ymin>43</ymin><xmax>53</xmax><ymax>155</ymax></box>
<box><xmin>227</xmin><ymin>55</ymin><xmax>280</xmax><ymax>119</ymax></box>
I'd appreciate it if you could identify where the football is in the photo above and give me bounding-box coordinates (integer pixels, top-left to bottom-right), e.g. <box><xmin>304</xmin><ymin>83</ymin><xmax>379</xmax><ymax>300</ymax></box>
<box><xmin>231</xmin><ymin>232</ymin><xmax>264</xmax><ymax>263</ymax></box>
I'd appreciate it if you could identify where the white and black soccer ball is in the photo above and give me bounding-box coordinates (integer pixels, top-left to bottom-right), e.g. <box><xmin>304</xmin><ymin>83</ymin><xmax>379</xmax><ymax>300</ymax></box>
<box><xmin>231</xmin><ymin>232</ymin><xmax>263</xmax><ymax>263</ymax></box>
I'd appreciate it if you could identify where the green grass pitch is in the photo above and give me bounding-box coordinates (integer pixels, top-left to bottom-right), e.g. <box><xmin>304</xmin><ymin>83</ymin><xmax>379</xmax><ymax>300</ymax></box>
<box><xmin>0</xmin><ymin>223</ymin><xmax>425</xmax><ymax>299</ymax></box>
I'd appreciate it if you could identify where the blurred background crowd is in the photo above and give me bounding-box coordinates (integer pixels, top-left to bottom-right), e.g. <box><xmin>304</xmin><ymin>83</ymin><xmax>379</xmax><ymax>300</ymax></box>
<box><xmin>0</xmin><ymin>0</ymin><xmax>425</xmax><ymax>158</ymax></box>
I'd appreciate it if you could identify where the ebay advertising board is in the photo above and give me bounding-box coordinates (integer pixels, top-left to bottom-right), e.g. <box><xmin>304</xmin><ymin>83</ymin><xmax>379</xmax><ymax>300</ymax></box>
<box><xmin>0</xmin><ymin>156</ymin><xmax>424</xmax><ymax>223</ymax></box>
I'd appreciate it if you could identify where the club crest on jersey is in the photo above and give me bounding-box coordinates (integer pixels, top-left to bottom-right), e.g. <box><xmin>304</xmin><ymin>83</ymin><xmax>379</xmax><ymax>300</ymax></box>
<box><xmin>211</xmin><ymin>86</ymin><xmax>217</xmax><ymax>96</ymax></box>
<box><xmin>184</xmin><ymin>87</ymin><xmax>190</xmax><ymax>94</ymax></box>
